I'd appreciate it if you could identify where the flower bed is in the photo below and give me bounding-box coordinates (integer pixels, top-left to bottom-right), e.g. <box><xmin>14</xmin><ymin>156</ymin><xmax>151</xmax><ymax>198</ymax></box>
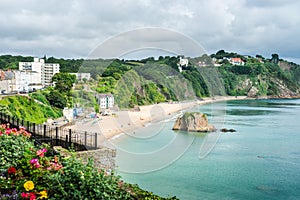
<box><xmin>0</xmin><ymin>124</ymin><xmax>178</xmax><ymax>200</ymax></box>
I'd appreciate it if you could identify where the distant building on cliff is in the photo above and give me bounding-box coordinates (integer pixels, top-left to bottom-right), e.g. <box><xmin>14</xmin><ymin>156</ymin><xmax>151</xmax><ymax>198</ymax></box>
<box><xmin>230</xmin><ymin>58</ymin><xmax>245</xmax><ymax>66</ymax></box>
<box><xmin>70</xmin><ymin>73</ymin><xmax>91</xmax><ymax>81</ymax></box>
<box><xmin>95</xmin><ymin>93</ymin><xmax>114</xmax><ymax>109</ymax></box>
<box><xmin>178</xmin><ymin>56</ymin><xmax>189</xmax><ymax>72</ymax></box>
<box><xmin>19</xmin><ymin>58</ymin><xmax>60</xmax><ymax>86</ymax></box>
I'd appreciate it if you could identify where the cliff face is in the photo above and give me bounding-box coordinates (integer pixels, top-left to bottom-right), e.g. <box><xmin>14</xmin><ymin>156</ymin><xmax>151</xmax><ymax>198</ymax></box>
<box><xmin>243</xmin><ymin>77</ymin><xmax>299</xmax><ymax>98</ymax></box>
<box><xmin>173</xmin><ymin>112</ymin><xmax>216</xmax><ymax>132</ymax></box>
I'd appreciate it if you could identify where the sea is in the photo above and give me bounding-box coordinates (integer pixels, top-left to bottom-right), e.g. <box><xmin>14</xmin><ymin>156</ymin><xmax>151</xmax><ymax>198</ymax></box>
<box><xmin>110</xmin><ymin>99</ymin><xmax>300</xmax><ymax>200</ymax></box>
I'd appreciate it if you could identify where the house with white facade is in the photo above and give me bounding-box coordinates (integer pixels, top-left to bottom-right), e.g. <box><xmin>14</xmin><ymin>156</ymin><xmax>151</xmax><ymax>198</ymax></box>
<box><xmin>14</xmin><ymin>70</ymin><xmax>40</xmax><ymax>92</ymax></box>
<box><xmin>230</xmin><ymin>58</ymin><xmax>245</xmax><ymax>66</ymax></box>
<box><xmin>177</xmin><ymin>57</ymin><xmax>189</xmax><ymax>72</ymax></box>
<box><xmin>70</xmin><ymin>73</ymin><xmax>91</xmax><ymax>81</ymax></box>
<box><xmin>19</xmin><ymin>58</ymin><xmax>60</xmax><ymax>86</ymax></box>
<box><xmin>95</xmin><ymin>93</ymin><xmax>114</xmax><ymax>110</ymax></box>
<box><xmin>0</xmin><ymin>70</ymin><xmax>16</xmax><ymax>93</ymax></box>
<box><xmin>0</xmin><ymin>70</ymin><xmax>44</xmax><ymax>93</ymax></box>
<box><xmin>179</xmin><ymin>57</ymin><xmax>189</xmax><ymax>66</ymax></box>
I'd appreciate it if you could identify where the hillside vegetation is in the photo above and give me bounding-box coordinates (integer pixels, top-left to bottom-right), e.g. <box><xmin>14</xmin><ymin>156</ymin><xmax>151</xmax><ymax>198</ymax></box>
<box><xmin>213</xmin><ymin>50</ymin><xmax>300</xmax><ymax>97</ymax></box>
<box><xmin>1</xmin><ymin>51</ymin><xmax>300</xmax><ymax>120</ymax></box>
<box><xmin>0</xmin><ymin>94</ymin><xmax>62</xmax><ymax>124</ymax></box>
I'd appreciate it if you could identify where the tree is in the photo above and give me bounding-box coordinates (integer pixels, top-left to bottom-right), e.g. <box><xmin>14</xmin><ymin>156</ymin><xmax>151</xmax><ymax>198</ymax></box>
<box><xmin>52</xmin><ymin>73</ymin><xmax>76</xmax><ymax>95</ymax></box>
<box><xmin>256</xmin><ymin>55</ymin><xmax>264</xmax><ymax>59</ymax></box>
<box><xmin>46</xmin><ymin>90</ymin><xmax>67</xmax><ymax>109</ymax></box>
<box><xmin>271</xmin><ymin>54</ymin><xmax>279</xmax><ymax>64</ymax></box>
<box><xmin>215</xmin><ymin>50</ymin><xmax>227</xmax><ymax>59</ymax></box>
<box><xmin>216</xmin><ymin>50</ymin><xmax>226</xmax><ymax>56</ymax></box>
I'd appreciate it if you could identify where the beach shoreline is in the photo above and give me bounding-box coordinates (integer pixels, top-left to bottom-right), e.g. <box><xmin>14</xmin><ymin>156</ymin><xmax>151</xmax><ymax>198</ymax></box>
<box><xmin>66</xmin><ymin>96</ymin><xmax>248</xmax><ymax>145</ymax></box>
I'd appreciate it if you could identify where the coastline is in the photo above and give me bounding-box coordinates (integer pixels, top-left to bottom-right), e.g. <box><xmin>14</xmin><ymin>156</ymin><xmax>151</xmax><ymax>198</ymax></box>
<box><xmin>66</xmin><ymin>96</ymin><xmax>247</xmax><ymax>144</ymax></box>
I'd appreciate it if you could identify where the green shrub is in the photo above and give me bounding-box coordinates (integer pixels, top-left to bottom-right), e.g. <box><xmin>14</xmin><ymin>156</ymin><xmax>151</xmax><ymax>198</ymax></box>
<box><xmin>47</xmin><ymin>157</ymin><xmax>131</xmax><ymax>200</ymax></box>
<box><xmin>0</xmin><ymin>125</ymin><xmax>177</xmax><ymax>200</ymax></box>
<box><xmin>0</xmin><ymin>127</ymin><xmax>34</xmax><ymax>170</ymax></box>
<box><xmin>0</xmin><ymin>96</ymin><xmax>62</xmax><ymax>124</ymax></box>
<box><xmin>29</xmin><ymin>91</ymin><xmax>50</xmax><ymax>105</ymax></box>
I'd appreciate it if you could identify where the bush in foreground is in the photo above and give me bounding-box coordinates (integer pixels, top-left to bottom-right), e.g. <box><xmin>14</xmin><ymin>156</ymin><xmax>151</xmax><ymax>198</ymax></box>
<box><xmin>0</xmin><ymin>124</ymin><xmax>177</xmax><ymax>200</ymax></box>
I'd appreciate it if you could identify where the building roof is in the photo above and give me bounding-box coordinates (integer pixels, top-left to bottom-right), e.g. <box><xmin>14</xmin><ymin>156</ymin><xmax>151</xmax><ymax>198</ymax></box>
<box><xmin>96</xmin><ymin>93</ymin><xmax>114</xmax><ymax>98</ymax></box>
<box><xmin>230</xmin><ymin>58</ymin><xmax>243</xmax><ymax>62</ymax></box>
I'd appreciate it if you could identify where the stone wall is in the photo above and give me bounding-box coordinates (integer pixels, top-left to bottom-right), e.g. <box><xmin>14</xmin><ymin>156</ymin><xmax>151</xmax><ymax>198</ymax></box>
<box><xmin>54</xmin><ymin>146</ymin><xmax>116</xmax><ymax>171</ymax></box>
<box><xmin>76</xmin><ymin>147</ymin><xmax>116</xmax><ymax>171</ymax></box>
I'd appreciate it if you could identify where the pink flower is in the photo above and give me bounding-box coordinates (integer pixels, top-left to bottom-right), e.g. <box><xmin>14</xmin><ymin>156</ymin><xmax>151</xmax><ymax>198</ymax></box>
<box><xmin>36</xmin><ymin>148</ymin><xmax>47</xmax><ymax>157</ymax></box>
<box><xmin>11</xmin><ymin>128</ymin><xmax>17</xmax><ymax>133</ymax></box>
<box><xmin>0</xmin><ymin>124</ymin><xmax>7</xmax><ymax>129</ymax></box>
<box><xmin>29</xmin><ymin>192</ymin><xmax>36</xmax><ymax>200</ymax></box>
<box><xmin>23</xmin><ymin>131</ymin><xmax>31</xmax><ymax>137</ymax></box>
<box><xmin>5</xmin><ymin>128</ymin><xmax>11</xmax><ymax>135</ymax></box>
<box><xmin>29</xmin><ymin>158</ymin><xmax>40</xmax><ymax>168</ymax></box>
<box><xmin>21</xmin><ymin>191</ymin><xmax>37</xmax><ymax>199</ymax></box>
<box><xmin>47</xmin><ymin>162</ymin><xmax>63</xmax><ymax>171</ymax></box>
<box><xmin>19</xmin><ymin>129</ymin><xmax>31</xmax><ymax>137</ymax></box>
<box><xmin>21</xmin><ymin>192</ymin><xmax>30</xmax><ymax>198</ymax></box>
<box><xmin>30</xmin><ymin>158</ymin><xmax>38</xmax><ymax>164</ymax></box>
<box><xmin>35</xmin><ymin>162</ymin><xmax>41</xmax><ymax>168</ymax></box>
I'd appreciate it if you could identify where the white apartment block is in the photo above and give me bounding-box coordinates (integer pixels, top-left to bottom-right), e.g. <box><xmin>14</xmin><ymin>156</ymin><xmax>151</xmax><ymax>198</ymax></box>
<box><xmin>19</xmin><ymin>58</ymin><xmax>60</xmax><ymax>86</ymax></box>
<box><xmin>95</xmin><ymin>93</ymin><xmax>114</xmax><ymax>109</ymax></box>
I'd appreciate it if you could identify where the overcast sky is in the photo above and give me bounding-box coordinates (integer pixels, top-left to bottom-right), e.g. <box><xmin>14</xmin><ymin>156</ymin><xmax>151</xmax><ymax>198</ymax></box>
<box><xmin>1</xmin><ymin>0</ymin><xmax>300</xmax><ymax>63</ymax></box>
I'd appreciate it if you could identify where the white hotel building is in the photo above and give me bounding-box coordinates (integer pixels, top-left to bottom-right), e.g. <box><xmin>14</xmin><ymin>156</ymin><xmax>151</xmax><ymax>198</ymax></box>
<box><xmin>19</xmin><ymin>58</ymin><xmax>60</xmax><ymax>86</ymax></box>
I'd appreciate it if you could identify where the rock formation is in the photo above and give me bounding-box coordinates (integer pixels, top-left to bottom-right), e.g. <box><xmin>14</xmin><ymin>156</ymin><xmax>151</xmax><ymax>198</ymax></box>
<box><xmin>247</xmin><ymin>86</ymin><xmax>259</xmax><ymax>97</ymax></box>
<box><xmin>172</xmin><ymin>112</ymin><xmax>216</xmax><ymax>132</ymax></box>
<box><xmin>220</xmin><ymin>128</ymin><xmax>236</xmax><ymax>133</ymax></box>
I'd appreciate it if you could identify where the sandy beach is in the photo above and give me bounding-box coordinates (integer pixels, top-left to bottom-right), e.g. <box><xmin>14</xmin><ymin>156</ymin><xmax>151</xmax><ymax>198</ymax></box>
<box><xmin>66</xmin><ymin>96</ymin><xmax>247</xmax><ymax>144</ymax></box>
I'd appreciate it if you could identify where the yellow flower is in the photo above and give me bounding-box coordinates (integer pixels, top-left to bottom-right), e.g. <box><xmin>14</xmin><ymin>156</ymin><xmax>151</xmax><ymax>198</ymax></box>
<box><xmin>39</xmin><ymin>190</ymin><xmax>48</xmax><ymax>199</ymax></box>
<box><xmin>24</xmin><ymin>181</ymin><xmax>34</xmax><ymax>191</ymax></box>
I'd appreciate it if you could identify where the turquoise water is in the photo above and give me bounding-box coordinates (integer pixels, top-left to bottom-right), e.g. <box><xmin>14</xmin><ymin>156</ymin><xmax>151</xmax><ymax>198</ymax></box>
<box><xmin>113</xmin><ymin>99</ymin><xmax>300</xmax><ymax>200</ymax></box>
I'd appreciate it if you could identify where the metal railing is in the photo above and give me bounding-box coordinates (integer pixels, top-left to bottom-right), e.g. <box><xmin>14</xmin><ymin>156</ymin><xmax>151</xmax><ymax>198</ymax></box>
<box><xmin>0</xmin><ymin>112</ymin><xmax>99</xmax><ymax>151</ymax></box>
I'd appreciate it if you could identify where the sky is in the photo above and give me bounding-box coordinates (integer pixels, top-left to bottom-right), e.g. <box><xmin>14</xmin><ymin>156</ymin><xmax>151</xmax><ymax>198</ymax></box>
<box><xmin>0</xmin><ymin>0</ymin><xmax>300</xmax><ymax>63</ymax></box>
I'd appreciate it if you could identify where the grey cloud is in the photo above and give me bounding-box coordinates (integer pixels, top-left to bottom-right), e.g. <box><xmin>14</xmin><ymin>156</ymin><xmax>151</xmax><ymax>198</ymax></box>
<box><xmin>88</xmin><ymin>28</ymin><xmax>206</xmax><ymax>59</ymax></box>
<box><xmin>0</xmin><ymin>0</ymin><xmax>299</xmax><ymax>62</ymax></box>
<box><xmin>244</xmin><ymin>0</ymin><xmax>296</xmax><ymax>8</ymax></box>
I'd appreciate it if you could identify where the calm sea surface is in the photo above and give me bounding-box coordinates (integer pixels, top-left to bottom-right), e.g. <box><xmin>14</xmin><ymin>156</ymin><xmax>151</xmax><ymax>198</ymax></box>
<box><xmin>112</xmin><ymin>99</ymin><xmax>300</xmax><ymax>200</ymax></box>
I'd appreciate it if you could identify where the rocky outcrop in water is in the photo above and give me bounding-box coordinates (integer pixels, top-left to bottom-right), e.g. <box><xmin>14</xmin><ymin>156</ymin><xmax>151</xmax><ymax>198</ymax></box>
<box><xmin>172</xmin><ymin>112</ymin><xmax>216</xmax><ymax>132</ymax></box>
<box><xmin>220</xmin><ymin>128</ymin><xmax>236</xmax><ymax>133</ymax></box>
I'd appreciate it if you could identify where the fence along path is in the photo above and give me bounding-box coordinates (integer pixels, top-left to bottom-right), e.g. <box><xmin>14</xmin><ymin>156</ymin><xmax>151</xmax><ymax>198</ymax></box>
<box><xmin>0</xmin><ymin>112</ymin><xmax>99</xmax><ymax>151</ymax></box>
